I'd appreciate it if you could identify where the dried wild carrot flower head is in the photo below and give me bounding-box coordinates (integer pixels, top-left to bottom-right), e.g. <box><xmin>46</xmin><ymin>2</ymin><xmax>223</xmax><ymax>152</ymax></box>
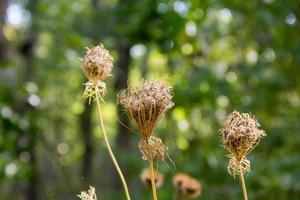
<box><xmin>118</xmin><ymin>80</ymin><xmax>173</xmax><ymax>138</ymax></box>
<box><xmin>140</xmin><ymin>168</ymin><xmax>164</xmax><ymax>189</ymax></box>
<box><xmin>138</xmin><ymin>136</ymin><xmax>167</xmax><ymax>161</ymax></box>
<box><xmin>77</xmin><ymin>186</ymin><xmax>97</xmax><ymax>200</ymax></box>
<box><xmin>82</xmin><ymin>44</ymin><xmax>113</xmax><ymax>82</ymax></box>
<box><xmin>173</xmin><ymin>173</ymin><xmax>202</xmax><ymax>199</ymax></box>
<box><xmin>82</xmin><ymin>45</ymin><xmax>113</xmax><ymax>103</ymax></box>
<box><xmin>221</xmin><ymin>111</ymin><xmax>266</xmax><ymax>175</ymax></box>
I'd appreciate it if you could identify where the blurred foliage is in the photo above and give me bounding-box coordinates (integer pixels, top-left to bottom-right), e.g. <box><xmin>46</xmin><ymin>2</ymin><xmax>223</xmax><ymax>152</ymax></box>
<box><xmin>1</xmin><ymin>0</ymin><xmax>300</xmax><ymax>199</ymax></box>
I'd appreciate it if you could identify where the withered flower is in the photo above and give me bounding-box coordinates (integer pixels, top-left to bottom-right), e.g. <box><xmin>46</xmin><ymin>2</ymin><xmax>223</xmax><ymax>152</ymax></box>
<box><xmin>118</xmin><ymin>80</ymin><xmax>173</xmax><ymax>139</ymax></box>
<box><xmin>140</xmin><ymin>168</ymin><xmax>164</xmax><ymax>189</ymax></box>
<box><xmin>82</xmin><ymin>44</ymin><xmax>113</xmax><ymax>102</ymax></box>
<box><xmin>82</xmin><ymin>44</ymin><xmax>113</xmax><ymax>82</ymax></box>
<box><xmin>118</xmin><ymin>80</ymin><xmax>173</xmax><ymax>200</ymax></box>
<box><xmin>173</xmin><ymin>173</ymin><xmax>202</xmax><ymax>199</ymax></box>
<box><xmin>220</xmin><ymin>111</ymin><xmax>266</xmax><ymax>175</ymax></box>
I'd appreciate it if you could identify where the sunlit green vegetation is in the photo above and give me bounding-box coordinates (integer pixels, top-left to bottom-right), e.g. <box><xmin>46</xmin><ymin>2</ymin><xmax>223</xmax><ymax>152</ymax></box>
<box><xmin>0</xmin><ymin>0</ymin><xmax>300</xmax><ymax>199</ymax></box>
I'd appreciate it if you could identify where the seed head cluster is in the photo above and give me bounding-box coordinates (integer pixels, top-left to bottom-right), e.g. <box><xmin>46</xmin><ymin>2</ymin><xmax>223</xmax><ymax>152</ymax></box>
<box><xmin>82</xmin><ymin>44</ymin><xmax>113</xmax><ymax>82</ymax></box>
<box><xmin>82</xmin><ymin>45</ymin><xmax>113</xmax><ymax>103</ymax></box>
<box><xmin>140</xmin><ymin>168</ymin><xmax>164</xmax><ymax>189</ymax></box>
<box><xmin>221</xmin><ymin>111</ymin><xmax>266</xmax><ymax>175</ymax></box>
<box><xmin>138</xmin><ymin>136</ymin><xmax>167</xmax><ymax>161</ymax></box>
<box><xmin>173</xmin><ymin>173</ymin><xmax>202</xmax><ymax>199</ymax></box>
<box><xmin>118</xmin><ymin>80</ymin><xmax>173</xmax><ymax>138</ymax></box>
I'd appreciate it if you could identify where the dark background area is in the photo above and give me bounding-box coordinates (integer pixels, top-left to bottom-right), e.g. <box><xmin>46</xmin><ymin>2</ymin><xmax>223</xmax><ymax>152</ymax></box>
<box><xmin>0</xmin><ymin>0</ymin><xmax>300</xmax><ymax>199</ymax></box>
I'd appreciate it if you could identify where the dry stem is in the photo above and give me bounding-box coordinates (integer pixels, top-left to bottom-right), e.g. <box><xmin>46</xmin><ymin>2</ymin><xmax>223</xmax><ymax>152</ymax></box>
<box><xmin>95</xmin><ymin>87</ymin><xmax>131</xmax><ymax>200</ymax></box>
<box><xmin>239</xmin><ymin>171</ymin><xmax>248</xmax><ymax>200</ymax></box>
<box><xmin>149</xmin><ymin>160</ymin><xmax>158</xmax><ymax>200</ymax></box>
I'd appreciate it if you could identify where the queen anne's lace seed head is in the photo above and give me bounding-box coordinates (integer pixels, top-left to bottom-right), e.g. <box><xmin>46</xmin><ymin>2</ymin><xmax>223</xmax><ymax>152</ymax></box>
<box><xmin>173</xmin><ymin>173</ymin><xmax>202</xmax><ymax>199</ymax></box>
<box><xmin>221</xmin><ymin>111</ymin><xmax>265</xmax><ymax>160</ymax></box>
<box><xmin>82</xmin><ymin>44</ymin><xmax>113</xmax><ymax>82</ymax></box>
<box><xmin>140</xmin><ymin>168</ymin><xmax>164</xmax><ymax>189</ymax></box>
<box><xmin>220</xmin><ymin>111</ymin><xmax>266</xmax><ymax>175</ymax></box>
<box><xmin>118</xmin><ymin>80</ymin><xmax>174</xmax><ymax>138</ymax></box>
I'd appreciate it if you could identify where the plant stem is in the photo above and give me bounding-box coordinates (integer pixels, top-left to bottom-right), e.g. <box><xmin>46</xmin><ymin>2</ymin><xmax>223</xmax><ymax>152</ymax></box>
<box><xmin>239</xmin><ymin>171</ymin><xmax>248</xmax><ymax>200</ymax></box>
<box><xmin>95</xmin><ymin>90</ymin><xmax>131</xmax><ymax>200</ymax></box>
<box><xmin>149</xmin><ymin>160</ymin><xmax>158</xmax><ymax>200</ymax></box>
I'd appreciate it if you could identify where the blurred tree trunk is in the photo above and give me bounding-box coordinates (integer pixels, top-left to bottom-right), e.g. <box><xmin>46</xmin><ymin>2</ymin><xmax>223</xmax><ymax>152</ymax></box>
<box><xmin>18</xmin><ymin>34</ymin><xmax>38</xmax><ymax>200</ymax></box>
<box><xmin>21</xmin><ymin>1</ymin><xmax>38</xmax><ymax>199</ymax></box>
<box><xmin>111</xmin><ymin>41</ymin><xmax>132</xmax><ymax>191</ymax></box>
<box><xmin>115</xmin><ymin>41</ymin><xmax>132</xmax><ymax>149</ymax></box>
<box><xmin>0</xmin><ymin>0</ymin><xmax>7</xmax><ymax>59</ymax></box>
<box><xmin>80</xmin><ymin>100</ymin><xmax>94</xmax><ymax>183</ymax></box>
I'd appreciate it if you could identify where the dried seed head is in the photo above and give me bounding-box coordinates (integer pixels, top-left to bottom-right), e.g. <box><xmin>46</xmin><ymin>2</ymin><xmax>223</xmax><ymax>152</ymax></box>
<box><xmin>140</xmin><ymin>168</ymin><xmax>164</xmax><ymax>189</ymax></box>
<box><xmin>77</xmin><ymin>186</ymin><xmax>97</xmax><ymax>200</ymax></box>
<box><xmin>82</xmin><ymin>44</ymin><xmax>113</xmax><ymax>82</ymax></box>
<box><xmin>221</xmin><ymin>111</ymin><xmax>266</xmax><ymax>161</ymax></box>
<box><xmin>173</xmin><ymin>173</ymin><xmax>202</xmax><ymax>199</ymax></box>
<box><xmin>138</xmin><ymin>136</ymin><xmax>167</xmax><ymax>161</ymax></box>
<box><xmin>118</xmin><ymin>80</ymin><xmax>173</xmax><ymax>138</ymax></box>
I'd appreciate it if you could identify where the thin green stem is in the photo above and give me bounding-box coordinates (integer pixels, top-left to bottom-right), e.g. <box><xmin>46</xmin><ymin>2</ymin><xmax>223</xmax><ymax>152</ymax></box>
<box><xmin>95</xmin><ymin>89</ymin><xmax>131</xmax><ymax>200</ymax></box>
<box><xmin>239</xmin><ymin>171</ymin><xmax>248</xmax><ymax>200</ymax></box>
<box><xmin>149</xmin><ymin>160</ymin><xmax>158</xmax><ymax>200</ymax></box>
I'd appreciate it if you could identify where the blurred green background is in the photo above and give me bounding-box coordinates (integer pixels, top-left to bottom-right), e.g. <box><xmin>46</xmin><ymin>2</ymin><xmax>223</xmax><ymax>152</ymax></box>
<box><xmin>0</xmin><ymin>0</ymin><xmax>300</xmax><ymax>199</ymax></box>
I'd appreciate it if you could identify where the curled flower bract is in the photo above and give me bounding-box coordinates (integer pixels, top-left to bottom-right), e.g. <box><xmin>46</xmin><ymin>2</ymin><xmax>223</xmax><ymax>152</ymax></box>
<box><xmin>138</xmin><ymin>136</ymin><xmax>167</xmax><ymax>161</ymax></box>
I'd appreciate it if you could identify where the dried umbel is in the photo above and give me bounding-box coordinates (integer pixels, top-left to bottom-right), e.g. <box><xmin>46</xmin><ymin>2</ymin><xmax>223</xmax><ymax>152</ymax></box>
<box><xmin>82</xmin><ymin>45</ymin><xmax>113</xmax><ymax>103</ymax></box>
<box><xmin>220</xmin><ymin>111</ymin><xmax>266</xmax><ymax>175</ymax></box>
<box><xmin>173</xmin><ymin>173</ymin><xmax>202</xmax><ymax>199</ymax></box>
<box><xmin>118</xmin><ymin>80</ymin><xmax>174</xmax><ymax>138</ymax></box>
<box><xmin>140</xmin><ymin>168</ymin><xmax>164</xmax><ymax>189</ymax></box>
<box><xmin>77</xmin><ymin>186</ymin><xmax>97</xmax><ymax>200</ymax></box>
<box><xmin>138</xmin><ymin>136</ymin><xmax>167</xmax><ymax>161</ymax></box>
<box><xmin>82</xmin><ymin>44</ymin><xmax>113</xmax><ymax>82</ymax></box>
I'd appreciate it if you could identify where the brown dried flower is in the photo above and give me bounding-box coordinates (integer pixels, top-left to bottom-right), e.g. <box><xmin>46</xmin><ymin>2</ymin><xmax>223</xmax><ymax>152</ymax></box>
<box><xmin>220</xmin><ymin>111</ymin><xmax>266</xmax><ymax>175</ymax></box>
<box><xmin>82</xmin><ymin>44</ymin><xmax>113</xmax><ymax>82</ymax></box>
<box><xmin>118</xmin><ymin>80</ymin><xmax>174</xmax><ymax>138</ymax></box>
<box><xmin>138</xmin><ymin>136</ymin><xmax>167</xmax><ymax>161</ymax></box>
<box><xmin>173</xmin><ymin>173</ymin><xmax>202</xmax><ymax>199</ymax></box>
<box><xmin>140</xmin><ymin>168</ymin><xmax>164</xmax><ymax>189</ymax></box>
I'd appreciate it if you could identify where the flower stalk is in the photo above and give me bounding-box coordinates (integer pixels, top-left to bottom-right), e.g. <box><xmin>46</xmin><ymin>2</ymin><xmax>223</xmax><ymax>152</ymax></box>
<box><xmin>81</xmin><ymin>44</ymin><xmax>131</xmax><ymax>200</ymax></box>
<box><xmin>220</xmin><ymin>111</ymin><xmax>266</xmax><ymax>200</ymax></box>
<box><xmin>118</xmin><ymin>80</ymin><xmax>174</xmax><ymax>200</ymax></box>
<box><xmin>239</xmin><ymin>170</ymin><xmax>248</xmax><ymax>200</ymax></box>
<box><xmin>95</xmin><ymin>88</ymin><xmax>131</xmax><ymax>200</ymax></box>
<box><xmin>149</xmin><ymin>160</ymin><xmax>158</xmax><ymax>200</ymax></box>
